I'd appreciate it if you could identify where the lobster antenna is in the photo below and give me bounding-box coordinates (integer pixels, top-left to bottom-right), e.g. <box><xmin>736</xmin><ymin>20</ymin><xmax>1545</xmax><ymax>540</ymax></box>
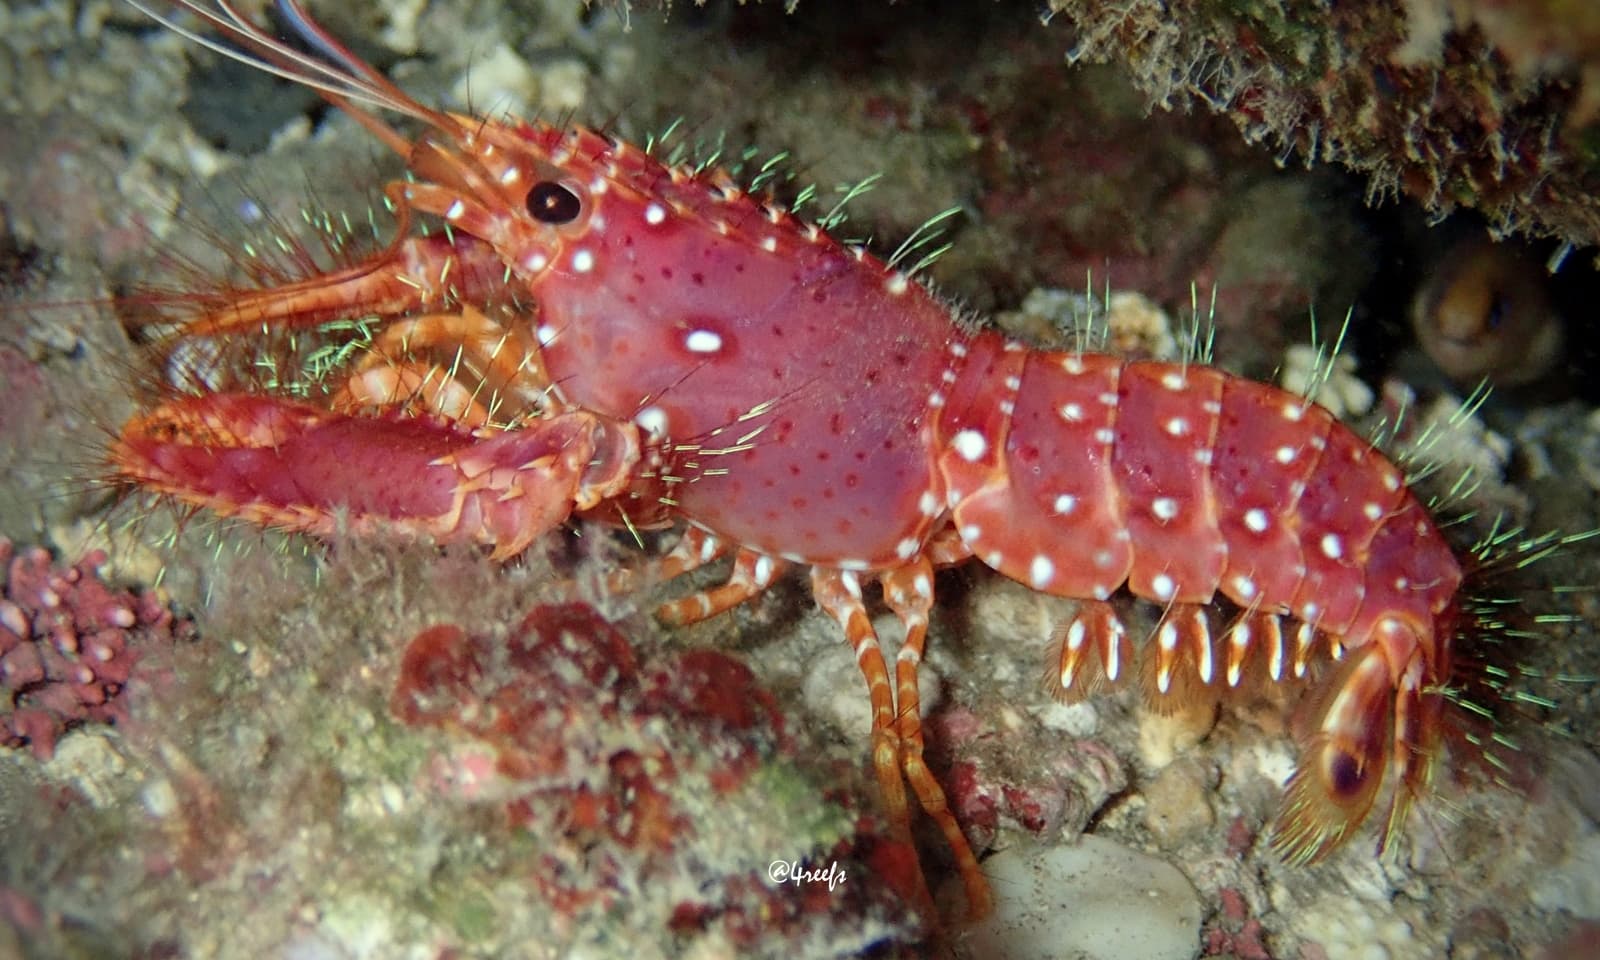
<box><xmin>125</xmin><ymin>0</ymin><xmax>440</xmax><ymax>147</ymax></box>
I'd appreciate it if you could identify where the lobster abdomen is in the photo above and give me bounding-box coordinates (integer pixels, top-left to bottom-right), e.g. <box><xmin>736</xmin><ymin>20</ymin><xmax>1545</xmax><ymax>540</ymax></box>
<box><xmin>936</xmin><ymin>333</ymin><xmax>1462</xmax><ymax>639</ymax></box>
<box><xmin>935</xmin><ymin>332</ymin><xmax>1464</xmax><ymax>859</ymax></box>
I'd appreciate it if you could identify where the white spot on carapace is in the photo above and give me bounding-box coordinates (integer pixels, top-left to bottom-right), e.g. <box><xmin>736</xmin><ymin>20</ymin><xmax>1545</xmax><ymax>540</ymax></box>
<box><xmin>1244</xmin><ymin>508</ymin><xmax>1269</xmax><ymax>533</ymax></box>
<box><xmin>1162</xmin><ymin>371</ymin><xmax>1187</xmax><ymax>391</ymax></box>
<box><xmin>949</xmin><ymin>342</ymin><xmax>969</xmax><ymax>358</ymax></box>
<box><xmin>1394</xmin><ymin>576</ymin><xmax>1409</xmax><ymax>590</ymax></box>
<box><xmin>1060</xmin><ymin>403</ymin><xmax>1085</xmax><ymax>422</ymax></box>
<box><xmin>1164</xmin><ymin>417</ymin><xmax>1189</xmax><ymax>437</ymax></box>
<box><xmin>1004</xmin><ymin>375</ymin><xmax>1022</xmax><ymax>391</ymax></box>
<box><xmin>1300</xmin><ymin>601</ymin><xmax>1320</xmax><ymax>621</ymax></box>
<box><xmin>1203</xmin><ymin>400</ymin><xmax>1222</xmax><ymax>415</ymax></box>
<box><xmin>1053</xmin><ymin>493</ymin><xmax>1077</xmax><ymax>515</ymax></box>
<box><xmin>1320</xmin><ymin>533</ymin><xmax>1343</xmax><ymax>560</ymax></box>
<box><xmin>1152</xmin><ymin>497</ymin><xmax>1179</xmax><ymax>521</ymax></box>
<box><xmin>886</xmin><ymin>274</ymin><xmax>909</xmax><ymax>296</ymax></box>
<box><xmin>589</xmin><ymin>177</ymin><xmax>609</xmax><ymax>195</ymax></box>
<box><xmin>644</xmin><ymin>203</ymin><xmax>667</xmax><ymax>225</ymax></box>
<box><xmin>761</xmin><ymin>236</ymin><xmax>778</xmax><ymax>253</ymax></box>
<box><xmin>499</xmin><ymin>167</ymin><xmax>520</xmax><ymax>185</ymax></box>
<box><xmin>684</xmin><ymin>329</ymin><xmax>723</xmax><ymax>354</ymax></box>
<box><xmin>928</xmin><ymin>391</ymin><xmax>946</xmax><ymax>408</ymax></box>
<box><xmin>1363</xmin><ymin>502</ymin><xmax>1384</xmax><ymax>521</ymax></box>
<box><xmin>536</xmin><ymin>324</ymin><xmax>559</xmax><ymax>346</ymax></box>
<box><xmin>941</xmin><ymin>369</ymin><xmax>959</xmax><ymax>384</ymax></box>
<box><xmin>1061</xmin><ymin>356</ymin><xmax>1086</xmax><ymax>375</ymax></box>
<box><xmin>1282</xmin><ymin>402</ymin><xmax>1304</xmax><ymax>422</ymax></box>
<box><xmin>960</xmin><ymin>524</ymin><xmax>981</xmax><ymax>542</ymax></box>
<box><xmin>985</xmin><ymin>550</ymin><xmax>1003</xmax><ymax>567</ymax></box>
<box><xmin>522</xmin><ymin>252</ymin><xmax>550</xmax><ymax>273</ymax></box>
<box><xmin>572</xmin><ymin>249</ymin><xmax>595</xmax><ymax>273</ymax></box>
<box><xmin>1092</xmin><ymin>584</ymin><xmax>1113</xmax><ymax>601</ymax></box>
<box><xmin>1004</xmin><ymin>340</ymin><xmax>1026</xmax><ymax>352</ymax></box>
<box><xmin>445</xmin><ymin>199</ymin><xmax>466</xmax><ymax>220</ymax></box>
<box><xmin>1093</xmin><ymin>550</ymin><xmax>1114</xmax><ymax>569</ymax></box>
<box><xmin>1152</xmin><ymin>574</ymin><xmax>1176</xmax><ymax>601</ymax></box>
<box><xmin>953</xmin><ymin>429</ymin><xmax>987</xmax><ymax>462</ymax></box>
<box><xmin>1098</xmin><ymin>391</ymin><xmax>1118</xmax><ymax>406</ymax></box>
<box><xmin>1193</xmin><ymin>448</ymin><xmax>1214</xmax><ymax>466</ymax></box>
<box><xmin>1232</xmin><ymin>575</ymin><xmax>1257</xmax><ymax>600</ymax></box>
<box><xmin>1094</xmin><ymin>428</ymin><xmax>1115</xmax><ymax>445</ymax></box>
<box><xmin>1289</xmin><ymin>480</ymin><xmax>1306</xmax><ymax>499</ymax></box>
<box><xmin>1274</xmin><ymin>445</ymin><xmax>1296</xmax><ymax>464</ymax></box>
<box><xmin>918</xmin><ymin>491</ymin><xmax>939</xmax><ymax>516</ymax></box>
<box><xmin>1030</xmin><ymin>555</ymin><xmax>1054</xmax><ymax>589</ymax></box>
<box><xmin>1383</xmin><ymin>472</ymin><xmax>1402</xmax><ymax>492</ymax></box>
<box><xmin>999</xmin><ymin>399</ymin><xmax>1016</xmax><ymax>415</ymax></box>
<box><xmin>896</xmin><ymin>537</ymin><xmax>919</xmax><ymax>560</ymax></box>
<box><xmin>1310</xmin><ymin>434</ymin><xmax>1326</xmax><ymax>451</ymax></box>
<box><xmin>635</xmin><ymin>405</ymin><xmax>669</xmax><ymax>436</ymax></box>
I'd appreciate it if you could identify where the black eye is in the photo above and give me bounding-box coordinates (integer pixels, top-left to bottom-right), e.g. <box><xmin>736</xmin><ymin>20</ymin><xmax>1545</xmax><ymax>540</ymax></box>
<box><xmin>526</xmin><ymin>182</ymin><xmax>582</xmax><ymax>224</ymax></box>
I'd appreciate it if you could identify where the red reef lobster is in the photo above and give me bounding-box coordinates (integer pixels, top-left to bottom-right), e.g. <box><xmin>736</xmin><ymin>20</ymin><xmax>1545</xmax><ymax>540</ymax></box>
<box><xmin>114</xmin><ymin>0</ymin><xmax>1465</xmax><ymax>921</ymax></box>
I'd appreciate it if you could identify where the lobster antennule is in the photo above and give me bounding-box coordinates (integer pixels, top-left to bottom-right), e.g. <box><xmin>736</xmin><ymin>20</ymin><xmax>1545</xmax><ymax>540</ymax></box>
<box><xmin>124</xmin><ymin>0</ymin><xmax>456</xmax><ymax>157</ymax></box>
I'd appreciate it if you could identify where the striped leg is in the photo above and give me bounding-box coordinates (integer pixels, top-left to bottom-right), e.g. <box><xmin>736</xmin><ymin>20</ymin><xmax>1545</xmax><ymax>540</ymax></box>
<box><xmin>881</xmin><ymin>558</ymin><xmax>992</xmax><ymax>920</ymax></box>
<box><xmin>656</xmin><ymin>548</ymin><xmax>787</xmax><ymax>626</ymax></box>
<box><xmin>810</xmin><ymin>567</ymin><xmax>936</xmax><ymax>916</ymax></box>
<box><xmin>606</xmin><ymin>527</ymin><xmax>729</xmax><ymax>596</ymax></box>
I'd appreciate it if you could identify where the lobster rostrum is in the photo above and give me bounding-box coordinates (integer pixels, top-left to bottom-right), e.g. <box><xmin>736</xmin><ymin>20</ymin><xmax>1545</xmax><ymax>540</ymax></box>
<box><xmin>116</xmin><ymin>0</ymin><xmax>1465</xmax><ymax>920</ymax></box>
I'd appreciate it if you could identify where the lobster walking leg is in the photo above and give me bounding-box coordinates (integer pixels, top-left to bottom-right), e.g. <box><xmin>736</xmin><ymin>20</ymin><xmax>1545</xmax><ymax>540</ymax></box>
<box><xmin>810</xmin><ymin>567</ymin><xmax>933</xmax><ymax>915</ymax></box>
<box><xmin>881</xmin><ymin>558</ymin><xmax>992</xmax><ymax>920</ymax></box>
<box><xmin>656</xmin><ymin>549</ymin><xmax>789</xmax><ymax>626</ymax></box>
<box><xmin>334</xmin><ymin>306</ymin><xmax>554</xmax><ymax>425</ymax></box>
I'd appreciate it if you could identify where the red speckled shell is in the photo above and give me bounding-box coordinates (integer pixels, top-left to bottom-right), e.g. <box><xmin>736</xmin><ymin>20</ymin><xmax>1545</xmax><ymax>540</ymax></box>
<box><xmin>517</xmin><ymin>128</ymin><xmax>959</xmax><ymax>568</ymax></box>
<box><xmin>938</xmin><ymin>334</ymin><xmax>1462</xmax><ymax>653</ymax></box>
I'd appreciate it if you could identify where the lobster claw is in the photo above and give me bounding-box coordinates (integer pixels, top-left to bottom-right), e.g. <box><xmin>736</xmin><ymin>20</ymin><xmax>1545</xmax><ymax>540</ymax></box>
<box><xmin>110</xmin><ymin>393</ymin><xmax>641</xmax><ymax>560</ymax></box>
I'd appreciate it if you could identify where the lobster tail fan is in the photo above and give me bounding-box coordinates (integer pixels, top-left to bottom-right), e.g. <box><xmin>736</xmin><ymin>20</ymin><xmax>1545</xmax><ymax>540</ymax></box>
<box><xmin>1270</xmin><ymin>644</ymin><xmax>1395</xmax><ymax>865</ymax></box>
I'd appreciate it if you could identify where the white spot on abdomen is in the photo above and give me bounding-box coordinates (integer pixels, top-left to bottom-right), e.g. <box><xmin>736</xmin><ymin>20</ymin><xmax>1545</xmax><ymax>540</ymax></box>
<box><xmin>1244</xmin><ymin>508</ymin><xmax>1269</xmax><ymax>533</ymax></box>
<box><xmin>953</xmin><ymin>430</ymin><xmax>987</xmax><ymax>462</ymax></box>
<box><xmin>1030</xmin><ymin>555</ymin><xmax>1054</xmax><ymax>589</ymax></box>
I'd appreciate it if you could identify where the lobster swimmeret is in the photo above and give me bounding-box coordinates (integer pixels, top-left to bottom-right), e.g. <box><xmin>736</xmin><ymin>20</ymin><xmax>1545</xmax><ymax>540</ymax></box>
<box><xmin>115</xmin><ymin>0</ymin><xmax>1464</xmax><ymax>919</ymax></box>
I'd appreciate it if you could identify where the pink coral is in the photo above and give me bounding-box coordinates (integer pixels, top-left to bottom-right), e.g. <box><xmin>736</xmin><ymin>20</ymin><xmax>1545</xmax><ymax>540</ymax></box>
<box><xmin>0</xmin><ymin>538</ymin><xmax>189</xmax><ymax>759</ymax></box>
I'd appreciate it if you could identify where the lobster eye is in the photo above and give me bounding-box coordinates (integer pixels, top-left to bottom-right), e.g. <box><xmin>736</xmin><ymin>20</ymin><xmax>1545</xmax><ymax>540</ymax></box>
<box><xmin>526</xmin><ymin>182</ymin><xmax>582</xmax><ymax>224</ymax></box>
